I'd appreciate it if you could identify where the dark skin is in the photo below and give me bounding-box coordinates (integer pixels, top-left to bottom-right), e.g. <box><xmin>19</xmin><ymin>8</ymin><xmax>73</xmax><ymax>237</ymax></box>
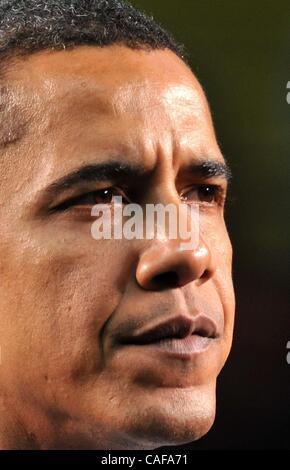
<box><xmin>0</xmin><ymin>45</ymin><xmax>235</xmax><ymax>449</ymax></box>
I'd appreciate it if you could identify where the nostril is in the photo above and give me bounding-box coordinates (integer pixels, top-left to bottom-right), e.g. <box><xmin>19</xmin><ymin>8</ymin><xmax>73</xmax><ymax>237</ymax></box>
<box><xmin>152</xmin><ymin>271</ymin><xmax>179</xmax><ymax>290</ymax></box>
<box><xmin>195</xmin><ymin>268</ymin><xmax>212</xmax><ymax>286</ymax></box>
<box><xmin>202</xmin><ymin>269</ymin><xmax>211</xmax><ymax>280</ymax></box>
<box><xmin>194</xmin><ymin>328</ymin><xmax>209</xmax><ymax>338</ymax></box>
<box><xmin>136</xmin><ymin>239</ymin><xmax>214</xmax><ymax>290</ymax></box>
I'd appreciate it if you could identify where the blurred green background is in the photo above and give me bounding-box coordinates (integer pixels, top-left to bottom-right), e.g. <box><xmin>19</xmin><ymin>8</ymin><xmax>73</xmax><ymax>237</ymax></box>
<box><xmin>132</xmin><ymin>0</ymin><xmax>290</xmax><ymax>449</ymax></box>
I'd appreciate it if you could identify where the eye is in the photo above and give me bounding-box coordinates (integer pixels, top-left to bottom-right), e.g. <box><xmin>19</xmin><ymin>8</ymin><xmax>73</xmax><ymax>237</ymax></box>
<box><xmin>52</xmin><ymin>187</ymin><xmax>130</xmax><ymax>212</ymax></box>
<box><xmin>180</xmin><ymin>184</ymin><xmax>223</xmax><ymax>205</ymax></box>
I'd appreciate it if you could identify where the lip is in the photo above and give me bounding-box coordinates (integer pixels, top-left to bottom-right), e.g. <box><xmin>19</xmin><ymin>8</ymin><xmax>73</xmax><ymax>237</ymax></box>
<box><xmin>117</xmin><ymin>314</ymin><xmax>218</xmax><ymax>358</ymax></box>
<box><xmin>144</xmin><ymin>335</ymin><xmax>214</xmax><ymax>357</ymax></box>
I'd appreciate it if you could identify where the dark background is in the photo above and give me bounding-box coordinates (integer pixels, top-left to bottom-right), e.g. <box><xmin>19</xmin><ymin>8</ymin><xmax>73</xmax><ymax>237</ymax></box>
<box><xmin>132</xmin><ymin>0</ymin><xmax>290</xmax><ymax>450</ymax></box>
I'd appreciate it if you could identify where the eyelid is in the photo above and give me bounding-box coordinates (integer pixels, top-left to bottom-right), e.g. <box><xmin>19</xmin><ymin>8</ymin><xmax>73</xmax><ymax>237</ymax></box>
<box><xmin>49</xmin><ymin>185</ymin><xmax>131</xmax><ymax>212</ymax></box>
<box><xmin>180</xmin><ymin>183</ymin><xmax>227</xmax><ymax>206</ymax></box>
<box><xmin>180</xmin><ymin>183</ymin><xmax>218</xmax><ymax>195</ymax></box>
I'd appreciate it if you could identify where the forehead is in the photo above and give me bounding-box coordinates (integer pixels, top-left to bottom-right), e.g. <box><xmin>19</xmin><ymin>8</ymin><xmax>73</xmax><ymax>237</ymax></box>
<box><xmin>3</xmin><ymin>46</ymin><xmax>223</xmax><ymax>176</ymax></box>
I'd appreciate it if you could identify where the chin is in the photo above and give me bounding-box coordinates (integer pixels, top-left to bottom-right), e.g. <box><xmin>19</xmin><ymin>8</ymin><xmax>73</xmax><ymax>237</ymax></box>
<box><xmin>114</xmin><ymin>384</ymin><xmax>217</xmax><ymax>450</ymax></box>
<box><xmin>128</xmin><ymin>414</ymin><xmax>216</xmax><ymax>450</ymax></box>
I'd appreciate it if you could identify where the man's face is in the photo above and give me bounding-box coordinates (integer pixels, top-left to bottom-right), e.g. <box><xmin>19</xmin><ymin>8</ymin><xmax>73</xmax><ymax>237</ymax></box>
<box><xmin>0</xmin><ymin>45</ymin><xmax>235</xmax><ymax>449</ymax></box>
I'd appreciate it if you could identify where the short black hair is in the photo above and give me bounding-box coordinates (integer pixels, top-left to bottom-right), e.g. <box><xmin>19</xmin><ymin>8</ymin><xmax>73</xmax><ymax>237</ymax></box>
<box><xmin>0</xmin><ymin>0</ymin><xmax>186</xmax><ymax>67</ymax></box>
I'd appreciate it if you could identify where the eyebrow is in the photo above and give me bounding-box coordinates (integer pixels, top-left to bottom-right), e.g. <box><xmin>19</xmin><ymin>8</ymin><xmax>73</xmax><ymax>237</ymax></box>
<box><xmin>45</xmin><ymin>161</ymin><xmax>147</xmax><ymax>197</ymax></box>
<box><xmin>186</xmin><ymin>158</ymin><xmax>232</xmax><ymax>181</ymax></box>
<box><xmin>44</xmin><ymin>158</ymin><xmax>232</xmax><ymax>199</ymax></box>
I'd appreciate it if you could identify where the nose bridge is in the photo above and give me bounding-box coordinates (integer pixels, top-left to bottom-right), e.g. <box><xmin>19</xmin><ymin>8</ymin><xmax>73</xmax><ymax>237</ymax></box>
<box><xmin>135</xmin><ymin>197</ymin><xmax>215</xmax><ymax>290</ymax></box>
<box><xmin>142</xmin><ymin>169</ymin><xmax>199</xmax><ymax>246</ymax></box>
<box><xmin>134</xmin><ymin>144</ymin><xmax>215</xmax><ymax>290</ymax></box>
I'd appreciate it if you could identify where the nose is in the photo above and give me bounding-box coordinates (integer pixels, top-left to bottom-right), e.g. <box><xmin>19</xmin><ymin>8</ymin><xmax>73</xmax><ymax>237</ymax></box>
<box><xmin>136</xmin><ymin>236</ymin><xmax>215</xmax><ymax>290</ymax></box>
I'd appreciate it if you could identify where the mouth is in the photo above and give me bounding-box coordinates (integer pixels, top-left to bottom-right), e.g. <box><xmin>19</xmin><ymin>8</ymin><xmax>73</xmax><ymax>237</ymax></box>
<box><xmin>117</xmin><ymin>315</ymin><xmax>218</xmax><ymax>357</ymax></box>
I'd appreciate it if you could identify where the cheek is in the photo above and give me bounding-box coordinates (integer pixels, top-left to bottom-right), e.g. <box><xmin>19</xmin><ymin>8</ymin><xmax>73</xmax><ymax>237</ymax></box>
<box><xmin>212</xmin><ymin>225</ymin><xmax>235</xmax><ymax>311</ymax></box>
<box><xmin>202</xmin><ymin>214</ymin><xmax>234</xmax><ymax>286</ymax></box>
<box><xmin>204</xmin><ymin>217</ymin><xmax>235</xmax><ymax>357</ymax></box>
<box><xmin>215</xmin><ymin>257</ymin><xmax>235</xmax><ymax>364</ymax></box>
<box><xmin>0</xmin><ymin>229</ymin><xmax>132</xmax><ymax>384</ymax></box>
